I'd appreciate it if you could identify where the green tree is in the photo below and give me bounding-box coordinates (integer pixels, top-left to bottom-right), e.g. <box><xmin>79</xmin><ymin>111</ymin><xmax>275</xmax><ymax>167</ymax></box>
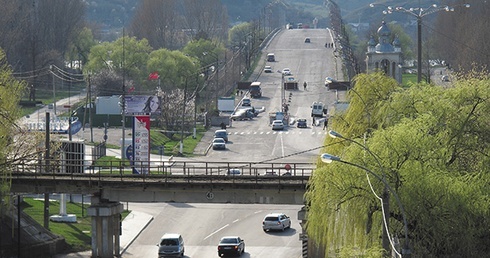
<box><xmin>182</xmin><ymin>39</ymin><xmax>225</xmax><ymax>70</ymax></box>
<box><xmin>228</xmin><ymin>22</ymin><xmax>253</xmax><ymax>48</ymax></box>
<box><xmin>66</xmin><ymin>27</ymin><xmax>97</xmax><ymax>69</ymax></box>
<box><xmin>147</xmin><ymin>48</ymin><xmax>200</xmax><ymax>90</ymax></box>
<box><xmin>306</xmin><ymin>72</ymin><xmax>490</xmax><ymax>257</ymax></box>
<box><xmin>0</xmin><ymin>48</ymin><xmax>29</xmax><ymax>218</ymax></box>
<box><xmin>85</xmin><ymin>36</ymin><xmax>152</xmax><ymax>85</ymax></box>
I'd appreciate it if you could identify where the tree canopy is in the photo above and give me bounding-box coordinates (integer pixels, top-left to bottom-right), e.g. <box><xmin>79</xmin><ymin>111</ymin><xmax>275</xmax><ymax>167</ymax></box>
<box><xmin>306</xmin><ymin>72</ymin><xmax>490</xmax><ymax>257</ymax></box>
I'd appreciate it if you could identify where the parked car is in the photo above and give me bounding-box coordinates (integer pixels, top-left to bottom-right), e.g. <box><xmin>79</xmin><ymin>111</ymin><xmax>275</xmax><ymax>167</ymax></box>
<box><xmin>282</xmin><ymin>68</ymin><xmax>292</xmax><ymax>75</ymax></box>
<box><xmin>157</xmin><ymin>233</ymin><xmax>185</xmax><ymax>258</ymax></box>
<box><xmin>212</xmin><ymin>138</ymin><xmax>226</xmax><ymax>150</ymax></box>
<box><xmin>214</xmin><ymin>129</ymin><xmax>228</xmax><ymax>142</ymax></box>
<box><xmin>296</xmin><ymin>118</ymin><xmax>307</xmax><ymax>128</ymax></box>
<box><xmin>262</xmin><ymin>213</ymin><xmax>291</xmax><ymax>232</ymax></box>
<box><xmin>218</xmin><ymin>236</ymin><xmax>245</xmax><ymax>257</ymax></box>
<box><xmin>441</xmin><ymin>75</ymin><xmax>450</xmax><ymax>82</ymax></box>
<box><xmin>227</xmin><ymin>168</ymin><xmax>241</xmax><ymax>176</ymax></box>
<box><xmin>304</xmin><ymin>37</ymin><xmax>310</xmax><ymax>43</ymax></box>
<box><xmin>263</xmin><ymin>65</ymin><xmax>272</xmax><ymax>73</ymax></box>
<box><xmin>272</xmin><ymin>120</ymin><xmax>284</xmax><ymax>130</ymax></box>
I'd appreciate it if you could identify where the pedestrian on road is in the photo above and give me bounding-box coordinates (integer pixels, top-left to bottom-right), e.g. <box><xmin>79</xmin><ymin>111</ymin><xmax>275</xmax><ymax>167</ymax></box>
<box><xmin>312</xmin><ymin>116</ymin><xmax>315</xmax><ymax>126</ymax></box>
<box><xmin>303</xmin><ymin>81</ymin><xmax>307</xmax><ymax>90</ymax></box>
<box><xmin>323</xmin><ymin>118</ymin><xmax>328</xmax><ymax>130</ymax></box>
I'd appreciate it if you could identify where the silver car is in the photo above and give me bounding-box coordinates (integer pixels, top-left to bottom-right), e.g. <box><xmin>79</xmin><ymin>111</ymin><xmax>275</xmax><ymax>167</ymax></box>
<box><xmin>212</xmin><ymin>138</ymin><xmax>226</xmax><ymax>150</ymax></box>
<box><xmin>262</xmin><ymin>213</ymin><xmax>291</xmax><ymax>232</ymax></box>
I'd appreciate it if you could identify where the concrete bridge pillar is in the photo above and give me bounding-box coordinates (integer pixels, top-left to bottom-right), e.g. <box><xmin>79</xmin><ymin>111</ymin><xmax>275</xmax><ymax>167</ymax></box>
<box><xmin>87</xmin><ymin>196</ymin><xmax>124</xmax><ymax>258</ymax></box>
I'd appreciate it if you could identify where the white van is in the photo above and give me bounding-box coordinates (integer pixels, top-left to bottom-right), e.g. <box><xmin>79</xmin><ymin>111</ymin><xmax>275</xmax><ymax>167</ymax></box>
<box><xmin>311</xmin><ymin>102</ymin><xmax>325</xmax><ymax>117</ymax></box>
<box><xmin>267</xmin><ymin>53</ymin><xmax>275</xmax><ymax>62</ymax></box>
<box><xmin>157</xmin><ymin>233</ymin><xmax>185</xmax><ymax>257</ymax></box>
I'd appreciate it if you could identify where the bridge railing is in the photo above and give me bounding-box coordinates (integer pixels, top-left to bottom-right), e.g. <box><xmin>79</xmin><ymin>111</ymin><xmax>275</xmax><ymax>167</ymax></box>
<box><xmin>10</xmin><ymin>158</ymin><xmax>314</xmax><ymax>185</ymax></box>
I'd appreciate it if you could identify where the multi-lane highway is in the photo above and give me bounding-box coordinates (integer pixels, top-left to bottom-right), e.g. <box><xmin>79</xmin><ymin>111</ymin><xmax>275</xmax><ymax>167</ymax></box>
<box><xmin>206</xmin><ymin>28</ymin><xmax>341</xmax><ymax>165</ymax></box>
<box><xmin>123</xmin><ymin>203</ymin><xmax>303</xmax><ymax>257</ymax></box>
<box><xmin>122</xmin><ymin>28</ymin><xmax>341</xmax><ymax>258</ymax></box>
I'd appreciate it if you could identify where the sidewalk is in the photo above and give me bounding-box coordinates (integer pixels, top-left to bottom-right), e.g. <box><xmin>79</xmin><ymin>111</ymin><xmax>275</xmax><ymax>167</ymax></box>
<box><xmin>54</xmin><ymin>210</ymin><xmax>154</xmax><ymax>258</ymax></box>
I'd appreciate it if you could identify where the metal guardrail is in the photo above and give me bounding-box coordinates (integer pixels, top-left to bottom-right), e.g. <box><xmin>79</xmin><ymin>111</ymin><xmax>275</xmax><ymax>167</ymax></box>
<box><xmin>8</xmin><ymin>158</ymin><xmax>313</xmax><ymax>193</ymax></box>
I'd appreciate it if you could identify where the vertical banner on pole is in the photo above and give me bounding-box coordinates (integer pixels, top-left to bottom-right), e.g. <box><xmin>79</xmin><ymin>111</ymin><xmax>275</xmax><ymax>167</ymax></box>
<box><xmin>132</xmin><ymin>116</ymin><xmax>150</xmax><ymax>174</ymax></box>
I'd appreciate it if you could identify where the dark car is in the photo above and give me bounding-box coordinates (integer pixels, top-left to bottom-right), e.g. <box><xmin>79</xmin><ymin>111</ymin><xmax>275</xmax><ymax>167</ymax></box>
<box><xmin>218</xmin><ymin>236</ymin><xmax>245</xmax><ymax>257</ymax></box>
<box><xmin>296</xmin><ymin>118</ymin><xmax>307</xmax><ymax>128</ymax></box>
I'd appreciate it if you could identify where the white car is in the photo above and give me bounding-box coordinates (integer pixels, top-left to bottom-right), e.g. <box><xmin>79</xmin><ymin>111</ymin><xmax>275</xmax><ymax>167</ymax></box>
<box><xmin>271</xmin><ymin>120</ymin><xmax>284</xmax><ymax>130</ymax></box>
<box><xmin>212</xmin><ymin>138</ymin><xmax>226</xmax><ymax>150</ymax></box>
<box><xmin>282</xmin><ymin>68</ymin><xmax>291</xmax><ymax>75</ymax></box>
<box><xmin>264</xmin><ymin>65</ymin><xmax>272</xmax><ymax>73</ymax></box>
<box><xmin>262</xmin><ymin>213</ymin><xmax>291</xmax><ymax>231</ymax></box>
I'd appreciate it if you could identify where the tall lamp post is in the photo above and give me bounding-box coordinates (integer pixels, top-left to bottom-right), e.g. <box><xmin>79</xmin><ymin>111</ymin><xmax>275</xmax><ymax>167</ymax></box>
<box><xmin>321</xmin><ymin>153</ymin><xmax>411</xmax><ymax>257</ymax></box>
<box><xmin>327</xmin><ymin>130</ymin><xmax>410</xmax><ymax>257</ymax></box>
<box><xmin>203</xmin><ymin>51</ymin><xmax>219</xmax><ymax>111</ymax></box>
<box><xmin>370</xmin><ymin>3</ymin><xmax>470</xmax><ymax>83</ymax></box>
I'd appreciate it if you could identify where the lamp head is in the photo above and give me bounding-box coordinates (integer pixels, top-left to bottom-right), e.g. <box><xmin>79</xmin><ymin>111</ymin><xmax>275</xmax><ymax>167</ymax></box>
<box><xmin>321</xmin><ymin>153</ymin><xmax>340</xmax><ymax>163</ymax></box>
<box><xmin>328</xmin><ymin>130</ymin><xmax>342</xmax><ymax>139</ymax></box>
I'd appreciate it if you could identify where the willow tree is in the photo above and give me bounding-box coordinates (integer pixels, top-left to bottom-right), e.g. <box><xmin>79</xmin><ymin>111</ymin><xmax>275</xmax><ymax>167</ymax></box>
<box><xmin>306</xmin><ymin>72</ymin><xmax>490</xmax><ymax>257</ymax></box>
<box><xmin>0</xmin><ymin>48</ymin><xmax>28</xmax><ymax>217</ymax></box>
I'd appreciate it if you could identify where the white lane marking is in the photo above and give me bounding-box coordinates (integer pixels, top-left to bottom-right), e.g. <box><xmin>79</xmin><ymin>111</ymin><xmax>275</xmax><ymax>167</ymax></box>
<box><xmin>204</xmin><ymin>224</ymin><xmax>229</xmax><ymax>240</ymax></box>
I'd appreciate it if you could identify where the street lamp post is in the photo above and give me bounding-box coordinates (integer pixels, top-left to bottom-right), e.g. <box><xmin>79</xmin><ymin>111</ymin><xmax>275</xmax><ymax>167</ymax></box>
<box><xmin>321</xmin><ymin>153</ymin><xmax>411</xmax><ymax>257</ymax></box>
<box><xmin>370</xmin><ymin>3</ymin><xmax>470</xmax><ymax>83</ymax></box>
<box><xmin>203</xmin><ymin>51</ymin><xmax>219</xmax><ymax>111</ymax></box>
<box><xmin>277</xmin><ymin>70</ymin><xmax>285</xmax><ymax>113</ymax></box>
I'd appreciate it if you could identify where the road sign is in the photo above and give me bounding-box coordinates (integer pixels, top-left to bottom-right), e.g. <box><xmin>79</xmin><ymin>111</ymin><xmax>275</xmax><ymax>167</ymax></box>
<box><xmin>206</xmin><ymin>191</ymin><xmax>214</xmax><ymax>200</ymax></box>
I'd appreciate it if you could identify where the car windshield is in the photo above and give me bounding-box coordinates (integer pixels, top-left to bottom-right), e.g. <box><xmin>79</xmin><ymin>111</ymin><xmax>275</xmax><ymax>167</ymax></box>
<box><xmin>213</xmin><ymin>139</ymin><xmax>224</xmax><ymax>143</ymax></box>
<box><xmin>265</xmin><ymin>216</ymin><xmax>278</xmax><ymax>221</ymax></box>
<box><xmin>161</xmin><ymin>239</ymin><xmax>178</xmax><ymax>245</ymax></box>
<box><xmin>220</xmin><ymin>238</ymin><xmax>238</xmax><ymax>244</ymax></box>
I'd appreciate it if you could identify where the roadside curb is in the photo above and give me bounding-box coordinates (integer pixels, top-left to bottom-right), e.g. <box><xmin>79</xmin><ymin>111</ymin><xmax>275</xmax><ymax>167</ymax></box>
<box><xmin>120</xmin><ymin>210</ymin><xmax>154</xmax><ymax>255</ymax></box>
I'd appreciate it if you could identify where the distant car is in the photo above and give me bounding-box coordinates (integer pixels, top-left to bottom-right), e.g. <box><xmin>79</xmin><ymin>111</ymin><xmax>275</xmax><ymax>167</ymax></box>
<box><xmin>304</xmin><ymin>37</ymin><xmax>310</xmax><ymax>43</ymax></box>
<box><xmin>264</xmin><ymin>65</ymin><xmax>272</xmax><ymax>73</ymax></box>
<box><xmin>231</xmin><ymin>109</ymin><xmax>254</xmax><ymax>121</ymax></box>
<box><xmin>262</xmin><ymin>213</ymin><xmax>291</xmax><ymax>232</ymax></box>
<box><xmin>296</xmin><ymin>118</ymin><xmax>307</xmax><ymax>128</ymax></box>
<box><xmin>264</xmin><ymin>170</ymin><xmax>278</xmax><ymax>176</ymax></box>
<box><xmin>281</xmin><ymin>172</ymin><xmax>292</xmax><ymax>176</ymax></box>
<box><xmin>218</xmin><ymin>236</ymin><xmax>245</xmax><ymax>257</ymax></box>
<box><xmin>441</xmin><ymin>75</ymin><xmax>450</xmax><ymax>82</ymax></box>
<box><xmin>271</xmin><ymin>120</ymin><xmax>284</xmax><ymax>130</ymax></box>
<box><xmin>227</xmin><ymin>168</ymin><xmax>241</xmax><ymax>176</ymax></box>
<box><xmin>282</xmin><ymin>68</ymin><xmax>292</xmax><ymax>75</ymax></box>
<box><xmin>212</xmin><ymin>138</ymin><xmax>226</xmax><ymax>150</ymax></box>
<box><xmin>242</xmin><ymin>98</ymin><xmax>251</xmax><ymax>106</ymax></box>
<box><xmin>325</xmin><ymin>77</ymin><xmax>335</xmax><ymax>86</ymax></box>
<box><xmin>214</xmin><ymin>129</ymin><xmax>228</xmax><ymax>142</ymax></box>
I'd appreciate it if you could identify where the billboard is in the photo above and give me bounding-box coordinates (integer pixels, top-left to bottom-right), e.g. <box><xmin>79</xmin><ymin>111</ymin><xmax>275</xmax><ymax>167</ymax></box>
<box><xmin>124</xmin><ymin>95</ymin><xmax>161</xmax><ymax>115</ymax></box>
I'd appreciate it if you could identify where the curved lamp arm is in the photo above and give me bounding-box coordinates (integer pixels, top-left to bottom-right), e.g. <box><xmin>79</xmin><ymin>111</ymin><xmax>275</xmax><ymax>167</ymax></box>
<box><xmin>321</xmin><ymin>153</ymin><xmax>411</xmax><ymax>255</ymax></box>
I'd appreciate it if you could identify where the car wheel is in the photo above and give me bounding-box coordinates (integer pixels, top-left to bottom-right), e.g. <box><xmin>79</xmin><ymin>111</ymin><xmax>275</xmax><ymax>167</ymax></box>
<box><xmin>281</xmin><ymin>225</ymin><xmax>285</xmax><ymax>231</ymax></box>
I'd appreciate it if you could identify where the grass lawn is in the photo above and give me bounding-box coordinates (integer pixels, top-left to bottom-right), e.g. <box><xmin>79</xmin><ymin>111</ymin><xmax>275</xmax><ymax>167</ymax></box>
<box><xmin>21</xmin><ymin>197</ymin><xmax>130</xmax><ymax>253</ymax></box>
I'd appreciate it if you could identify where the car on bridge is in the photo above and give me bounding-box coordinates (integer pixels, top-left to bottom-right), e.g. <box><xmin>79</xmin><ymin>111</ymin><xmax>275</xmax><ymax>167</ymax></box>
<box><xmin>218</xmin><ymin>236</ymin><xmax>245</xmax><ymax>257</ymax></box>
<box><xmin>262</xmin><ymin>213</ymin><xmax>291</xmax><ymax>232</ymax></box>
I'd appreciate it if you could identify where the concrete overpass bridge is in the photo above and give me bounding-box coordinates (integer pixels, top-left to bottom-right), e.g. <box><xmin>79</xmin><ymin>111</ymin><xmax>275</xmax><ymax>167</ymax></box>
<box><xmin>7</xmin><ymin>160</ymin><xmax>312</xmax><ymax>258</ymax></box>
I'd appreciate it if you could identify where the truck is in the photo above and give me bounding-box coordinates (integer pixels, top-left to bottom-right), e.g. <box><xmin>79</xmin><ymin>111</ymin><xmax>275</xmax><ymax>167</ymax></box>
<box><xmin>218</xmin><ymin>97</ymin><xmax>236</xmax><ymax>112</ymax></box>
<box><xmin>311</xmin><ymin>102</ymin><xmax>326</xmax><ymax>117</ymax></box>
<box><xmin>249</xmin><ymin>82</ymin><xmax>262</xmax><ymax>98</ymax></box>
